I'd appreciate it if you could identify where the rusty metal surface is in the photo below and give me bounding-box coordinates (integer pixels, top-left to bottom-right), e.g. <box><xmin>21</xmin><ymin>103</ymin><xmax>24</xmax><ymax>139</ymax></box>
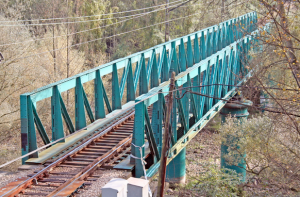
<box><xmin>54</xmin><ymin>181</ymin><xmax>85</xmax><ymax>197</ymax></box>
<box><xmin>0</xmin><ymin>111</ymin><xmax>135</xmax><ymax>197</ymax></box>
<box><xmin>0</xmin><ymin>105</ymin><xmax>154</xmax><ymax>197</ymax></box>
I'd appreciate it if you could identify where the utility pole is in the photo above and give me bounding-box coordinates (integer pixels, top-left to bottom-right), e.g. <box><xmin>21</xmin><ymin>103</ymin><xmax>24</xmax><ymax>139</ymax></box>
<box><xmin>52</xmin><ymin>0</ymin><xmax>56</xmax><ymax>80</ymax></box>
<box><xmin>221</xmin><ymin>0</ymin><xmax>225</xmax><ymax>19</ymax></box>
<box><xmin>157</xmin><ymin>72</ymin><xmax>175</xmax><ymax>197</ymax></box>
<box><xmin>67</xmin><ymin>0</ymin><xmax>70</xmax><ymax>106</ymax></box>
<box><xmin>165</xmin><ymin>0</ymin><xmax>169</xmax><ymax>42</ymax></box>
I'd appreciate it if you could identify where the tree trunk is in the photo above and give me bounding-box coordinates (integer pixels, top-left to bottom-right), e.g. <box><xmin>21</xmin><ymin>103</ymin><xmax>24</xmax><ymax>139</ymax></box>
<box><xmin>277</xmin><ymin>0</ymin><xmax>300</xmax><ymax>88</ymax></box>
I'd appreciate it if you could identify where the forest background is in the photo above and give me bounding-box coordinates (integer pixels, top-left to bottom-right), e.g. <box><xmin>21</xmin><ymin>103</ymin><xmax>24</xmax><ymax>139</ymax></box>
<box><xmin>1</xmin><ymin>1</ymin><xmax>300</xmax><ymax>196</ymax></box>
<box><xmin>0</xmin><ymin>0</ymin><xmax>247</xmax><ymax>169</ymax></box>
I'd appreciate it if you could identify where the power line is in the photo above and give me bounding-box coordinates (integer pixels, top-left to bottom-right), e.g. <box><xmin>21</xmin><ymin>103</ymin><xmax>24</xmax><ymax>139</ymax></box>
<box><xmin>0</xmin><ymin>0</ymin><xmax>184</xmax><ymax>24</ymax></box>
<box><xmin>0</xmin><ymin>1</ymin><xmax>184</xmax><ymax>27</ymax></box>
<box><xmin>0</xmin><ymin>2</ymin><xmax>185</xmax><ymax>47</ymax></box>
<box><xmin>1</xmin><ymin>10</ymin><xmax>203</xmax><ymax>63</ymax></box>
<box><xmin>1</xmin><ymin>1</ymin><xmax>247</xmax><ymax>63</ymax></box>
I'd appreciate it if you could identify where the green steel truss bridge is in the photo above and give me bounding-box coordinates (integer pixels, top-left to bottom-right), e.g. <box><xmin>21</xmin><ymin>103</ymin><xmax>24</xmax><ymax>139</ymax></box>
<box><xmin>5</xmin><ymin>11</ymin><xmax>269</xmax><ymax>196</ymax></box>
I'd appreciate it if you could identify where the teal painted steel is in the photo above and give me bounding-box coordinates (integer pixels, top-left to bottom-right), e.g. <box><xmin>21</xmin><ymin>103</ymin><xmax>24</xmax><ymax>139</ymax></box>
<box><xmin>102</xmin><ymin>81</ymin><xmax>112</xmax><ymax>113</ymax></box>
<box><xmin>166</xmin><ymin>148</ymin><xmax>186</xmax><ymax>183</ymax></box>
<box><xmin>187</xmin><ymin>36</ymin><xmax>194</xmax><ymax>67</ymax></box>
<box><xmin>139</xmin><ymin>54</ymin><xmax>148</xmax><ymax>95</ymax></box>
<box><xmin>75</xmin><ymin>77</ymin><xmax>86</xmax><ymax>130</ymax></box>
<box><xmin>200</xmin><ymin>31</ymin><xmax>205</xmax><ymax>60</ymax></box>
<box><xmin>151</xmin><ymin>93</ymin><xmax>163</xmax><ymax>157</ymax></box>
<box><xmin>137</xmin><ymin>22</ymin><xmax>270</xmax><ymax>177</ymax></box>
<box><xmin>59</xmin><ymin>93</ymin><xmax>75</xmax><ymax>134</ymax></box>
<box><xmin>112</xmin><ymin>63</ymin><xmax>122</xmax><ymax>110</ymax></box>
<box><xmin>179</xmin><ymin>39</ymin><xmax>187</xmax><ymax>72</ymax></box>
<box><xmin>95</xmin><ymin>70</ymin><xmax>106</xmax><ymax>119</ymax></box>
<box><xmin>144</xmin><ymin>105</ymin><xmax>160</xmax><ymax>161</ymax></box>
<box><xmin>171</xmin><ymin>92</ymin><xmax>178</xmax><ymax>142</ymax></box>
<box><xmin>19</xmin><ymin>12</ymin><xmax>259</xmax><ymax>162</ymax></box>
<box><xmin>126</xmin><ymin>60</ymin><xmax>135</xmax><ymax>102</ymax></box>
<box><xmin>150</xmin><ymin>51</ymin><xmax>159</xmax><ymax>88</ymax></box>
<box><xmin>83</xmin><ymin>88</ymin><xmax>95</xmax><ymax>123</ymax></box>
<box><xmin>160</xmin><ymin>46</ymin><xmax>169</xmax><ymax>82</ymax></box>
<box><xmin>194</xmin><ymin>34</ymin><xmax>200</xmax><ymax>64</ymax></box>
<box><xmin>27</xmin><ymin>97</ymin><xmax>38</xmax><ymax>158</ymax></box>
<box><xmin>132</xmin><ymin>100</ymin><xmax>145</xmax><ymax>178</ymax></box>
<box><xmin>169</xmin><ymin>41</ymin><xmax>179</xmax><ymax>75</ymax></box>
<box><xmin>32</xmin><ymin>103</ymin><xmax>50</xmax><ymax>144</ymax></box>
<box><xmin>188</xmin><ymin>75</ymin><xmax>198</xmax><ymax>121</ymax></box>
<box><xmin>51</xmin><ymin>86</ymin><xmax>65</xmax><ymax>142</ymax></box>
<box><xmin>220</xmin><ymin>100</ymin><xmax>252</xmax><ymax>182</ymax></box>
<box><xmin>21</xmin><ymin>94</ymin><xmax>29</xmax><ymax>163</ymax></box>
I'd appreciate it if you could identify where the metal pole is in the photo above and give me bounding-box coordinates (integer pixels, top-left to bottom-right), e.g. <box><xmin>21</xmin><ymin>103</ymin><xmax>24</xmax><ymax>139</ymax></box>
<box><xmin>52</xmin><ymin>0</ymin><xmax>56</xmax><ymax>80</ymax></box>
<box><xmin>67</xmin><ymin>0</ymin><xmax>70</xmax><ymax>106</ymax></box>
<box><xmin>165</xmin><ymin>0</ymin><xmax>169</xmax><ymax>42</ymax></box>
<box><xmin>157</xmin><ymin>72</ymin><xmax>175</xmax><ymax>197</ymax></box>
<box><xmin>221</xmin><ymin>0</ymin><xmax>225</xmax><ymax>19</ymax></box>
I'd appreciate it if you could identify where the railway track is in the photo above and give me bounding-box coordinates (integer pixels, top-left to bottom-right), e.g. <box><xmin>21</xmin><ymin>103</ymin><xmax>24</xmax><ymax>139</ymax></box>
<box><xmin>0</xmin><ymin>107</ymin><xmax>153</xmax><ymax>197</ymax></box>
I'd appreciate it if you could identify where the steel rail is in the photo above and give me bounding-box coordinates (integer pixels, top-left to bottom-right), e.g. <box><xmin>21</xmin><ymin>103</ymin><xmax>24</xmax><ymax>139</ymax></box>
<box><xmin>0</xmin><ymin>111</ymin><xmax>135</xmax><ymax>197</ymax></box>
<box><xmin>48</xmin><ymin>137</ymin><xmax>133</xmax><ymax>197</ymax></box>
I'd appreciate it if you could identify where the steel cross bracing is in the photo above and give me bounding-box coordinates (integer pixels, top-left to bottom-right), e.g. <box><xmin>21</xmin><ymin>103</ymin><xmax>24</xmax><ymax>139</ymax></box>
<box><xmin>132</xmin><ymin>21</ymin><xmax>270</xmax><ymax>177</ymax></box>
<box><xmin>20</xmin><ymin>12</ymin><xmax>257</xmax><ymax>164</ymax></box>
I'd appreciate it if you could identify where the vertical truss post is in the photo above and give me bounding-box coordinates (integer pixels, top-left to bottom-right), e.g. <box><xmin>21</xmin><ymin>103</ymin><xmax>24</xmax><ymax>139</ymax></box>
<box><xmin>150</xmin><ymin>52</ymin><xmax>159</xmax><ymax>88</ymax></box>
<box><xmin>194</xmin><ymin>33</ymin><xmax>200</xmax><ymax>63</ymax></box>
<box><xmin>182</xmin><ymin>79</ymin><xmax>189</xmax><ymax>130</ymax></box>
<box><xmin>179</xmin><ymin>38</ymin><xmax>187</xmax><ymax>72</ymax></box>
<box><xmin>21</xmin><ymin>94</ymin><xmax>38</xmax><ymax>163</ymax></box>
<box><xmin>132</xmin><ymin>100</ymin><xmax>145</xmax><ymax>178</ymax></box>
<box><xmin>200</xmin><ymin>31</ymin><xmax>206</xmax><ymax>60</ymax></box>
<box><xmin>216</xmin><ymin>26</ymin><xmax>221</xmax><ymax>51</ymax></box>
<box><xmin>206</xmin><ymin>29</ymin><xmax>211</xmax><ymax>57</ymax></box>
<box><xmin>151</xmin><ymin>92</ymin><xmax>163</xmax><ymax>157</ymax></box>
<box><xmin>95</xmin><ymin>70</ymin><xmax>106</xmax><ymax>119</ymax></box>
<box><xmin>169</xmin><ymin>41</ymin><xmax>179</xmax><ymax>75</ymax></box>
<box><xmin>171</xmin><ymin>91</ymin><xmax>178</xmax><ymax>141</ymax></box>
<box><xmin>187</xmin><ymin>36</ymin><xmax>194</xmax><ymax>67</ymax></box>
<box><xmin>201</xmin><ymin>63</ymin><xmax>210</xmax><ymax>115</ymax></box>
<box><xmin>112</xmin><ymin>63</ymin><xmax>122</xmax><ymax>110</ymax></box>
<box><xmin>127</xmin><ymin>59</ymin><xmax>135</xmax><ymax>102</ymax></box>
<box><xmin>212</xmin><ymin>27</ymin><xmax>217</xmax><ymax>54</ymax></box>
<box><xmin>160</xmin><ymin>46</ymin><xmax>169</xmax><ymax>82</ymax></box>
<box><xmin>221</xmin><ymin>23</ymin><xmax>226</xmax><ymax>48</ymax></box>
<box><xmin>195</xmin><ymin>67</ymin><xmax>201</xmax><ymax>119</ymax></box>
<box><xmin>225</xmin><ymin>22</ymin><xmax>230</xmax><ymax>46</ymax></box>
<box><xmin>75</xmin><ymin>77</ymin><xmax>86</xmax><ymax>130</ymax></box>
<box><xmin>52</xmin><ymin>85</ymin><xmax>65</xmax><ymax>142</ymax></box>
<box><xmin>139</xmin><ymin>54</ymin><xmax>148</xmax><ymax>95</ymax></box>
<box><xmin>222</xmin><ymin>51</ymin><xmax>230</xmax><ymax>97</ymax></box>
<box><xmin>233</xmin><ymin>19</ymin><xmax>237</xmax><ymax>41</ymax></box>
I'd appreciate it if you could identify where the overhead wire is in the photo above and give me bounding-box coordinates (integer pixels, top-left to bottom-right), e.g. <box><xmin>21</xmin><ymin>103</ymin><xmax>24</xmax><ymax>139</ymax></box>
<box><xmin>1</xmin><ymin>1</ymin><xmax>247</xmax><ymax>63</ymax></box>
<box><xmin>0</xmin><ymin>1</ymin><xmax>187</xmax><ymax>47</ymax></box>
<box><xmin>0</xmin><ymin>0</ymin><xmax>184</xmax><ymax>24</ymax></box>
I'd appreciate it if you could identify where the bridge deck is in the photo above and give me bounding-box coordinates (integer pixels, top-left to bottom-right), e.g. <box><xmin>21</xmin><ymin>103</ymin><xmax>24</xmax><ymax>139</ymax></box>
<box><xmin>26</xmin><ymin>101</ymin><xmax>135</xmax><ymax>164</ymax></box>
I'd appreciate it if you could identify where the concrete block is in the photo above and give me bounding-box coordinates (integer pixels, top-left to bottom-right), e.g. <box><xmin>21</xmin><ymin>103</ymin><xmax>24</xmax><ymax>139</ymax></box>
<box><xmin>127</xmin><ymin>177</ymin><xmax>149</xmax><ymax>197</ymax></box>
<box><xmin>101</xmin><ymin>178</ymin><xmax>128</xmax><ymax>197</ymax></box>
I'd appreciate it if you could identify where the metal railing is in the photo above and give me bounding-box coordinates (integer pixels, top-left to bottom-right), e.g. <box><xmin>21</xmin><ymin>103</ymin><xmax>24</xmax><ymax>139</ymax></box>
<box><xmin>20</xmin><ymin>12</ymin><xmax>257</xmax><ymax>163</ymax></box>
